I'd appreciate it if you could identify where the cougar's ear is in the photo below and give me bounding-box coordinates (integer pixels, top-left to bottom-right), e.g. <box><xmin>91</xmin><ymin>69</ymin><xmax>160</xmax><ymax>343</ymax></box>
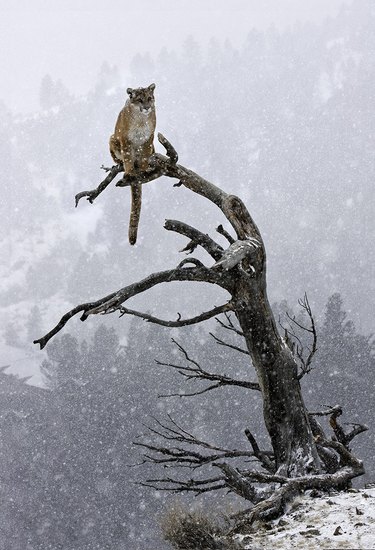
<box><xmin>148</xmin><ymin>83</ymin><xmax>155</xmax><ymax>92</ymax></box>
<box><xmin>127</xmin><ymin>87</ymin><xmax>133</xmax><ymax>98</ymax></box>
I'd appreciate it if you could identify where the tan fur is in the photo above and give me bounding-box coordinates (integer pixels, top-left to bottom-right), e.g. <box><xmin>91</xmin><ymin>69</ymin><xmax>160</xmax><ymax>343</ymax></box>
<box><xmin>109</xmin><ymin>83</ymin><xmax>156</xmax><ymax>245</ymax></box>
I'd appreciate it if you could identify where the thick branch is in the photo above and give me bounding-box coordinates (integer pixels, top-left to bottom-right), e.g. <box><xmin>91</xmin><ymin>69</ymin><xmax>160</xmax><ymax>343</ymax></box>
<box><xmin>157</xmin><ymin>132</ymin><xmax>178</xmax><ymax>163</ymax></box>
<box><xmin>213</xmin><ymin>463</ymin><xmax>263</xmax><ymax>502</ymax></box>
<box><xmin>308</xmin><ymin>415</ymin><xmax>339</xmax><ymax>472</ymax></box>
<box><xmin>309</xmin><ymin>407</ymin><xmax>367</xmax><ymax>471</ymax></box>
<box><xmin>327</xmin><ymin>409</ymin><xmax>368</xmax><ymax>450</ymax></box>
<box><xmin>33</xmin><ymin>293</ymin><xmax>117</xmax><ymax>349</ymax></box>
<box><xmin>84</xmin><ymin>266</ymin><xmax>231</xmax><ymax>318</ymax></box>
<box><xmin>236</xmin><ymin>458</ymin><xmax>365</xmax><ymax>527</ymax></box>
<box><xmin>344</xmin><ymin>423</ymin><xmax>368</xmax><ymax>444</ymax></box>
<box><xmin>318</xmin><ymin>437</ymin><xmax>363</xmax><ymax>469</ymax></box>
<box><xmin>164</xmin><ymin>219</ymin><xmax>224</xmax><ymax>261</ymax></box>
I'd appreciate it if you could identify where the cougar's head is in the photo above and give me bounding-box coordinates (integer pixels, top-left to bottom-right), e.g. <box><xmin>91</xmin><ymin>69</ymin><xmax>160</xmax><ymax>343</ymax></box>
<box><xmin>127</xmin><ymin>83</ymin><xmax>155</xmax><ymax>113</ymax></box>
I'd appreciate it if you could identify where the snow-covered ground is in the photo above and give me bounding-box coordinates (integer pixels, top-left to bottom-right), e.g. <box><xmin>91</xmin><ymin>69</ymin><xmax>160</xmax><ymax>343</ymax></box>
<box><xmin>236</xmin><ymin>488</ymin><xmax>375</xmax><ymax>549</ymax></box>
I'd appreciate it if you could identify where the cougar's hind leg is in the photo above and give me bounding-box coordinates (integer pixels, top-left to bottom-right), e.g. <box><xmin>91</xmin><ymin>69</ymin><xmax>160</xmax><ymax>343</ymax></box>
<box><xmin>122</xmin><ymin>144</ymin><xmax>135</xmax><ymax>175</ymax></box>
<box><xmin>109</xmin><ymin>135</ymin><xmax>122</xmax><ymax>165</ymax></box>
<box><xmin>139</xmin><ymin>137</ymin><xmax>154</xmax><ymax>172</ymax></box>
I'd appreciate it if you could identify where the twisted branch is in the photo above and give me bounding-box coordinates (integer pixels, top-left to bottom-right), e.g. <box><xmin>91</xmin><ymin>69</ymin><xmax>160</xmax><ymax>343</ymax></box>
<box><xmin>75</xmin><ymin>163</ymin><xmax>123</xmax><ymax>206</ymax></box>
<box><xmin>34</xmin><ymin>265</ymin><xmax>228</xmax><ymax>349</ymax></box>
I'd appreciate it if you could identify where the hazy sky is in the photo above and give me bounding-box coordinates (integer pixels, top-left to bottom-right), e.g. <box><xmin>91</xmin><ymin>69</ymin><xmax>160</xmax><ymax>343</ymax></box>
<box><xmin>1</xmin><ymin>0</ymin><xmax>350</xmax><ymax>113</ymax></box>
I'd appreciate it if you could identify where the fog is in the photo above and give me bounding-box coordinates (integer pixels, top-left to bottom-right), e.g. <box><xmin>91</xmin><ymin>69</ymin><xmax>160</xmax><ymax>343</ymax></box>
<box><xmin>1</xmin><ymin>1</ymin><xmax>374</xmax><ymax>548</ymax></box>
<box><xmin>1</xmin><ymin>0</ymin><xmax>349</xmax><ymax>113</ymax></box>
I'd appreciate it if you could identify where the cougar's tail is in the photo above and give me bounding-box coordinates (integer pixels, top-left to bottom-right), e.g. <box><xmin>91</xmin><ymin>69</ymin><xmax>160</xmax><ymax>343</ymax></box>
<box><xmin>128</xmin><ymin>182</ymin><xmax>142</xmax><ymax>245</ymax></box>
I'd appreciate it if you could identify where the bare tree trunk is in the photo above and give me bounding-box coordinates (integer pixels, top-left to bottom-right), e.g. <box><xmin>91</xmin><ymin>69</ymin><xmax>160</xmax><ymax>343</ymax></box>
<box><xmin>209</xmin><ymin>187</ymin><xmax>320</xmax><ymax>474</ymax></box>
<box><xmin>234</xmin><ymin>282</ymin><xmax>320</xmax><ymax>475</ymax></box>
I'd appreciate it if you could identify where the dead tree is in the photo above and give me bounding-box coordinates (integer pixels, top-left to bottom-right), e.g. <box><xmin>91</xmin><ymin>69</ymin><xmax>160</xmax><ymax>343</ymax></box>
<box><xmin>34</xmin><ymin>133</ymin><xmax>367</xmax><ymax>523</ymax></box>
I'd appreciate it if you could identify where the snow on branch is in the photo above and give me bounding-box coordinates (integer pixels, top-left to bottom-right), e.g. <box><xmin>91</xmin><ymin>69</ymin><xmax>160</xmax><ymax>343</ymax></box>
<box><xmin>212</xmin><ymin>239</ymin><xmax>260</xmax><ymax>272</ymax></box>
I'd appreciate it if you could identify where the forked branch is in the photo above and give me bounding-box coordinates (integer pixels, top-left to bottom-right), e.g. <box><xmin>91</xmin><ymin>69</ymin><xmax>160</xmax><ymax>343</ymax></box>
<box><xmin>75</xmin><ymin>164</ymin><xmax>123</xmax><ymax>206</ymax></box>
<box><xmin>215</xmin><ymin>312</ymin><xmax>244</xmax><ymax>337</ymax></box>
<box><xmin>280</xmin><ymin>293</ymin><xmax>318</xmax><ymax>379</ymax></box>
<box><xmin>34</xmin><ymin>265</ymin><xmax>229</xmax><ymax>349</ymax></box>
<box><xmin>155</xmin><ymin>338</ymin><xmax>260</xmax><ymax>398</ymax></box>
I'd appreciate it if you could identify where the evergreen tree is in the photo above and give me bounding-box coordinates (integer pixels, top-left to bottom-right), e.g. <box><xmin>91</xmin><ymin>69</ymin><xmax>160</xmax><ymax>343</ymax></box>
<box><xmin>308</xmin><ymin>293</ymin><xmax>374</xmax><ymax>481</ymax></box>
<box><xmin>318</xmin><ymin>293</ymin><xmax>374</xmax><ymax>404</ymax></box>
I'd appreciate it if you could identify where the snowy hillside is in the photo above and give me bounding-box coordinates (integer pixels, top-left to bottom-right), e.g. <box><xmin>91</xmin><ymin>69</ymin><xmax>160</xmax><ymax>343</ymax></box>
<box><xmin>236</xmin><ymin>488</ymin><xmax>375</xmax><ymax>549</ymax></box>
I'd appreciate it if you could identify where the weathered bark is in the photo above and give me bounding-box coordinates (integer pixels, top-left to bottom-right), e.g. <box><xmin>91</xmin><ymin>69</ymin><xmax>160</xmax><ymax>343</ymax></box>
<box><xmin>37</xmin><ymin>134</ymin><xmax>321</xmax><ymax>476</ymax></box>
<box><xmin>234</xmin><ymin>283</ymin><xmax>320</xmax><ymax>475</ymax></box>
